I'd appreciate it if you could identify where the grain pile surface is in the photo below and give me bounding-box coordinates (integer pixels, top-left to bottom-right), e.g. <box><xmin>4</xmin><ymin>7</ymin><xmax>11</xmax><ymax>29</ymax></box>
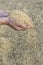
<box><xmin>9</xmin><ymin>10</ymin><xmax>33</xmax><ymax>26</ymax></box>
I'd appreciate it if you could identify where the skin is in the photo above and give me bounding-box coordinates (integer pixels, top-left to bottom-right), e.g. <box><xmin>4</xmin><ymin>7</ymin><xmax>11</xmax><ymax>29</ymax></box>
<box><xmin>0</xmin><ymin>12</ymin><xmax>33</xmax><ymax>31</ymax></box>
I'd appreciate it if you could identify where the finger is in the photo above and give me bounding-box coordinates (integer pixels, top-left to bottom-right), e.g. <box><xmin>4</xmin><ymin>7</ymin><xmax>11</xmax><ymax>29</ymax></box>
<box><xmin>26</xmin><ymin>24</ymin><xmax>34</xmax><ymax>29</ymax></box>
<box><xmin>16</xmin><ymin>24</ymin><xmax>27</xmax><ymax>28</ymax></box>
<box><xmin>14</xmin><ymin>25</ymin><xmax>27</xmax><ymax>31</ymax></box>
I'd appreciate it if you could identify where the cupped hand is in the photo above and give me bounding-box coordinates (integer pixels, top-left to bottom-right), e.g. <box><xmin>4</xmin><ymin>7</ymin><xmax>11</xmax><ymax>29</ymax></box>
<box><xmin>8</xmin><ymin>18</ymin><xmax>33</xmax><ymax>31</ymax></box>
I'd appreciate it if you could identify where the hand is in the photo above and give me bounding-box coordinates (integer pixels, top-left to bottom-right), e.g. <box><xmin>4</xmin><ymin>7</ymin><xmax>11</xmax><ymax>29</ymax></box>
<box><xmin>8</xmin><ymin>18</ymin><xmax>33</xmax><ymax>31</ymax></box>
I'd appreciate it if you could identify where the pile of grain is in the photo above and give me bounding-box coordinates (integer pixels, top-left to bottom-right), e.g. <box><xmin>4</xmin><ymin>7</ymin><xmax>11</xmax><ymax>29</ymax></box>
<box><xmin>9</xmin><ymin>10</ymin><xmax>33</xmax><ymax>26</ymax></box>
